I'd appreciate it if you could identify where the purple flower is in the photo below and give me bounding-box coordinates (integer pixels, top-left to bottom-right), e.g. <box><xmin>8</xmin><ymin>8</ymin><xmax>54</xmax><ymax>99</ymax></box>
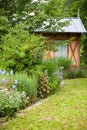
<box><xmin>54</xmin><ymin>71</ymin><xmax>58</xmax><ymax>75</ymax></box>
<box><xmin>0</xmin><ymin>70</ymin><xmax>6</xmax><ymax>75</ymax></box>
<box><xmin>0</xmin><ymin>70</ymin><xmax>3</xmax><ymax>74</ymax></box>
<box><xmin>59</xmin><ymin>75</ymin><xmax>63</xmax><ymax>80</ymax></box>
<box><xmin>2</xmin><ymin>78</ymin><xmax>6</xmax><ymax>83</ymax></box>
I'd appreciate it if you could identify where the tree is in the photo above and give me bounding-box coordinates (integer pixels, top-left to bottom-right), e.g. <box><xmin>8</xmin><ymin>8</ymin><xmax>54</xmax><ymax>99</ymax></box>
<box><xmin>0</xmin><ymin>0</ymin><xmax>67</xmax><ymax>32</ymax></box>
<box><xmin>0</xmin><ymin>0</ymin><xmax>32</xmax><ymax>16</ymax></box>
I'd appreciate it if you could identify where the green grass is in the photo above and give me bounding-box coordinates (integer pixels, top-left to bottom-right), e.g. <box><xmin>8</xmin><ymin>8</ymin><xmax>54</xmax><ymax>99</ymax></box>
<box><xmin>0</xmin><ymin>78</ymin><xmax>87</xmax><ymax>130</ymax></box>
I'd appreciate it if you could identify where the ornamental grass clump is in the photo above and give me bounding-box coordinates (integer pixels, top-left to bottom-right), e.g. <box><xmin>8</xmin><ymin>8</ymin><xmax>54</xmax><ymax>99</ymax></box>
<box><xmin>15</xmin><ymin>72</ymin><xmax>38</xmax><ymax>103</ymax></box>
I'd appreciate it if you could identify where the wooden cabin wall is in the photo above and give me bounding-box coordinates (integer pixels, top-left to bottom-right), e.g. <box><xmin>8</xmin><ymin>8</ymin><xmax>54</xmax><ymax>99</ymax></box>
<box><xmin>35</xmin><ymin>32</ymin><xmax>81</xmax><ymax>67</ymax></box>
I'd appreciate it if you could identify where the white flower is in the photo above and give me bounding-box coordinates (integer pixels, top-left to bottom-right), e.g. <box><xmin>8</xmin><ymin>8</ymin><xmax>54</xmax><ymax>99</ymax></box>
<box><xmin>21</xmin><ymin>91</ymin><xmax>26</xmax><ymax>96</ymax></box>
<box><xmin>12</xmin><ymin>18</ymin><xmax>17</xmax><ymax>21</ymax></box>
<box><xmin>12</xmin><ymin>85</ymin><xmax>16</xmax><ymax>89</ymax></box>
<box><xmin>10</xmin><ymin>70</ymin><xmax>14</xmax><ymax>75</ymax></box>
<box><xmin>27</xmin><ymin>96</ymin><xmax>29</xmax><ymax>100</ymax></box>
<box><xmin>61</xmin><ymin>66</ymin><xmax>64</xmax><ymax>69</ymax></box>
<box><xmin>14</xmin><ymin>80</ymin><xmax>18</xmax><ymax>84</ymax></box>
<box><xmin>45</xmin><ymin>70</ymin><xmax>48</xmax><ymax>74</ymax></box>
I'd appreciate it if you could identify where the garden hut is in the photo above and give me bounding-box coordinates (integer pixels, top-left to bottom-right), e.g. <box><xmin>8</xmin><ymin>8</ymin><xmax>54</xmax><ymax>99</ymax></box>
<box><xmin>35</xmin><ymin>17</ymin><xmax>87</xmax><ymax>67</ymax></box>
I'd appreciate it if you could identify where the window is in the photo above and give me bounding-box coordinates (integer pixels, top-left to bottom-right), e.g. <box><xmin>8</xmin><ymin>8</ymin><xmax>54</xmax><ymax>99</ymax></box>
<box><xmin>55</xmin><ymin>40</ymin><xmax>67</xmax><ymax>58</ymax></box>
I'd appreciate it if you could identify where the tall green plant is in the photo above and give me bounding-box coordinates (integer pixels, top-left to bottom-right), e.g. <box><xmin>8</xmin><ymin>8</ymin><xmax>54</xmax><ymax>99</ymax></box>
<box><xmin>15</xmin><ymin>72</ymin><xmax>38</xmax><ymax>103</ymax></box>
<box><xmin>43</xmin><ymin>58</ymin><xmax>61</xmax><ymax>94</ymax></box>
<box><xmin>43</xmin><ymin>58</ymin><xmax>58</xmax><ymax>76</ymax></box>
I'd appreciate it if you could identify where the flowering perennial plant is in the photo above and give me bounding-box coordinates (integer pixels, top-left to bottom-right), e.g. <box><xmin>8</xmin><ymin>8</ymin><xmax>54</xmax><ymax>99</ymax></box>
<box><xmin>0</xmin><ymin>69</ymin><xmax>18</xmax><ymax>90</ymax></box>
<box><xmin>0</xmin><ymin>69</ymin><xmax>28</xmax><ymax>118</ymax></box>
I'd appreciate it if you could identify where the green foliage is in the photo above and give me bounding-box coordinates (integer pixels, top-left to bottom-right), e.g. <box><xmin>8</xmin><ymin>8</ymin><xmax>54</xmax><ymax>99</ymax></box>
<box><xmin>0</xmin><ymin>69</ymin><xmax>17</xmax><ymax>90</ymax></box>
<box><xmin>49</xmin><ymin>75</ymin><xmax>61</xmax><ymax>94</ymax></box>
<box><xmin>26</xmin><ymin>74</ymin><xmax>38</xmax><ymax>103</ymax></box>
<box><xmin>43</xmin><ymin>58</ymin><xmax>58</xmax><ymax>76</ymax></box>
<box><xmin>37</xmin><ymin>74</ymin><xmax>49</xmax><ymax>99</ymax></box>
<box><xmin>15</xmin><ymin>72</ymin><xmax>37</xmax><ymax>103</ymax></box>
<box><xmin>0</xmin><ymin>16</ymin><xmax>10</xmax><ymax>40</ymax></box>
<box><xmin>57</xmin><ymin>57</ymin><xmax>72</xmax><ymax>69</ymax></box>
<box><xmin>80</xmin><ymin>34</ymin><xmax>87</xmax><ymax>66</ymax></box>
<box><xmin>44</xmin><ymin>0</ymin><xmax>67</xmax><ymax>18</ymax></box>
<box><xmin>0</xmin><ymin>25</ymin><xmax>47</xmax><ymax>73</ymax></box>
<box><xmin>43</xmin><ymin>58</ymin><xmax>61</xmax><ymax>94</ymax></box>
<box><xmin>0</xmin><ymin>90</ymin><xmax>28</xmax><ymax>117</ymax></box>
<box><xmin>0</xmin><ymin>0</ymin><xmax>32</xmax><ymax>16</ymax></box>
<box><xmin>0</xmin><ymin>0</ymin><xmax>67</xmax><ymax>33</ymax></box>
<box><xmin>64</xmin><ymin>68</ymin><xmax>87</xmax><ymax>79</ymax></box>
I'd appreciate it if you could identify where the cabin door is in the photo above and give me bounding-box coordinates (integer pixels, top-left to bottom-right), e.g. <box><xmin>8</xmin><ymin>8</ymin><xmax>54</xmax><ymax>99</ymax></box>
<box><xmin>67</xmin><ymin>40</ymin><xmax>80</xmax><ymax>67</ymax></box>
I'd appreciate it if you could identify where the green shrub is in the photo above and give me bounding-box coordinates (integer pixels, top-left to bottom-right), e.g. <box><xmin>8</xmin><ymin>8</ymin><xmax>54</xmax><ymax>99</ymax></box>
<box><xmin>0</xmin><ymin>25</ymin><xmax>48</xmax><ymax>73</ymax></box>
<box><xmin>0</xmin><ymin>90</ymin><xmax>28</xmax><ymax>117</ymax></box>
<box><xmin>64</xmin><ymin>68</ymin><xmax>87</xmax><ymax>79</ymax></box>
<box><xmin>49</xmin><ymin>75</ymin><xmax>61</xmax><ymax>94</ymax></box>
<box><xmin>15</xmin><ymin>72</ymin><xmax>37</xmax><ymax>103</ymax></box>
<box><xmin>57</xmin><ymin>57</ymin><xmax>72</xmax><ymax>69</ymax></box>
<box><xmin>43</xmin><ymin>58</ymin><xmax>58</xmax><ymax>76</ymax></box>
<box><xmin>37</xmin><ymin>74</ymin><xmax>50</xmax><ymax>99</ymax></box>
<box><xmin>43</xmin><ymin>58</ymin><xmax>61</xmax><ymax>94</ymax></box>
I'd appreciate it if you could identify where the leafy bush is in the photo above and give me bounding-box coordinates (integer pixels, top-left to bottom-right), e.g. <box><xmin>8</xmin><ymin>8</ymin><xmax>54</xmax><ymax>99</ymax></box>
<box><xmin>37</xmin><ymin>74</ymin><xmax>49</xmax><ymax>99</ymax></box>
<box><xmin>43</xmin><ymin>58</ymin><xmax>61</xmax><ymax>94</ymax></box>
<box><xmin>0</xmin><ymin>90</ymin><xmax>28</xmax><ymax>117</ymax></box>
<box><xmin>15</xmin><ymin>72</ymin><xmax>37</xmax><ymax>103</ymax></box>
<box><xmin>57</xmin><ymin>57</ymin><xmax>72</xmax><ymax>69</ymax></box>
<box><xmin>64</xmin><ymin>68</ymin><xmax>87</xmax><ymax>79</ymax></box>
<box><xmin>43</xmin><ymin>58</ymin><xmax>58</xmax><ymax>77</ymax></box>
<box><xmin>49</xmin><ymin>75</ymin><xmax>61</xmax><ymax>94</ymax></box>
<box><xmin>0</xmin><ymin>25</ymin><xmax>47</xmax><ymax>73</ymax></box>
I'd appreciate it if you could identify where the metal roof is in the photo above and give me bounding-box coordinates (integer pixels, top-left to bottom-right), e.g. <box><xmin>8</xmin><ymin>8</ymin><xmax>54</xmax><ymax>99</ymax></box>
<box><xmin>35</xmin><ymin>17</ymin><xmax>87</xmax><ymax>33</ymax></box>
<box><xmin>59</xmin><ymin>18</ymin><xmax>87</xmax><ymax>33</ymax></box>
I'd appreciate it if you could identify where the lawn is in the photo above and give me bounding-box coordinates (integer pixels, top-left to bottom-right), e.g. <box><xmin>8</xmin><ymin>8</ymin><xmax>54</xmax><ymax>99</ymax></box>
<box><xmin>0</xmin><ymin>78</ymin><xmax>87</xmax><ymax>130</ymax></box>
